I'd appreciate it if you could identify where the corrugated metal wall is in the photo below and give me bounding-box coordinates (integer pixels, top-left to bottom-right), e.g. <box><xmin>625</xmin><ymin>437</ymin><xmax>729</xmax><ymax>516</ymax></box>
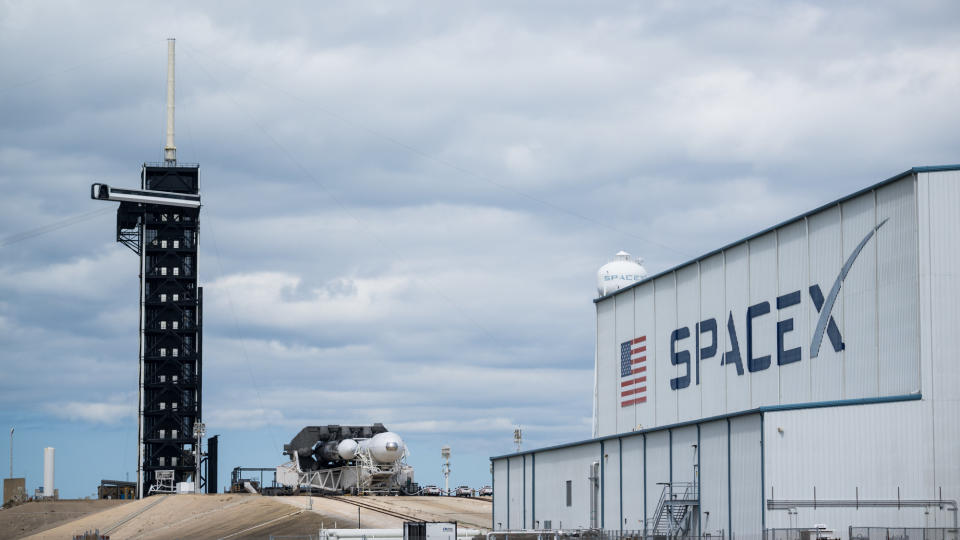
<box><xmin>616</xmin><ymin>292</ymin><xmax>637</xmax><ymax>433</ymax></box>
<box><xmin>602</xmin><ymin>439</ymin><xmax>621</xmax><ymax>529</ymax></box>
<box><xmin>492</xmin><ymin>414</ymin><xmax>761</xmax><ymax>536</ymax></box>
<box><xmin>807</xmin><ymin>204</ymin><xmax>844</xmax><ymax>402</ymax></box>
<box><xmin>524</xmin><ymin>454</ymin><xmax>533</xmax><ymax>529</ymax></box>
<box><xmin>635</xmin><ymin>284</ymin><xmax>657</xmax><ymax>431</ymax></box>
<box><xmin>655</xmin><ymin>275</ymin><xmax>678</xmax><ymax>426</ymax></box>
<box><xmin>725</xmin><ymin>243</ymin><xmax>752</xmax><ymax>413</ymax></box>
<box><xmin>776</xmin><ymin>220</ymin><xmax>808</xmax><ymax>404</ymax></box>
<box><xmin>509</xmin><ymin>456</ymin><xmax>524</xmax><ymax>528</ymax></box>
<box><xmin>597</xmin><ymin>301</ymin><xmax>616</xmax><ymax>436</ymax></box>
<box><xmin>594</xmin><ymin>174</ymin><xmax>922</xmax><ymax>436</ymax></box>
<box><xmin>763</xmin><ymin>400</ymin><xmax>958</xmax><ymax>528</ymax></box>
<box><xmin>493</xmin><ymin>458</ymin><xmax>508</xmax><ymax>529</ymax></box>
<box><xmin>700</xmin><ymin>253</ymin><xmax>727</xmax><ymax>417</ymax></box>
<box><xmin>729</xmin><ymin>415</ymin><xmax>762</xmax><ymax>540</ymax></box>
<box><xmin>919</xmin><ymin>170</ymin><xmax>960</xmax><ymax>514</ymax></box>
<box><xmin>492</xmin><ymin>167</ymin><xmax>960</xmax><ymax>537</ymax></box>
<box><xmin>749</xmin><ymin>232</ymin><xmax>778</xmax><ymax>408</ymax></box>
<box><xmin>526</xmin><ymin>443</ymin><xmax>601</xmax><ymax>530</ymax></box>
<box><xmin>621</xmin><ymin>435</ymin><xmax>645</xmax><ymax>530</ymax></box>
<box><xmin>644</xmin><ymin>430</ymin><xmax>670</xmax><ymax>521</ymax></box>
<box><xmin>700</xmin><ymin>419</ymin><xmax>729</xmax><ymax>535</ymax></box>
<box><xmin>877</xmin><ymin>178</ymin><xmax>920</xmax><ymax>395</ymax></box>
<box><xmin>677</xmin><ymin>265</ymin><xmax>702</xmax><ymax>422</ymax></box>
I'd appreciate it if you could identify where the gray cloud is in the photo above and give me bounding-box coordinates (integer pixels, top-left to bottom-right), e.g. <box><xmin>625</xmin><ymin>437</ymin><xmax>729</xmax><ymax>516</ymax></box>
<box><xmin>2</xmin><ymin>0</ymin><xmax>959</xmax><ymax>496</ymax></box>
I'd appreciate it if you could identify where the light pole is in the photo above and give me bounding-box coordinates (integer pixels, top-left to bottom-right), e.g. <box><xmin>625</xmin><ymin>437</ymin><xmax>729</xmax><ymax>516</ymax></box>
<box><xmin>193</xmin><ymin>421</ymin><xmax>205</xmax><ymax>492</ymax></box>
<box><xmin>441</xmin><ymin>446</ymin><xmax>451</xmax><ymax>495</ymax></box>
<box><xmin>9</xmin><ymin>427</ymin><xmax>13</xmax><ymax>478</ymax></box>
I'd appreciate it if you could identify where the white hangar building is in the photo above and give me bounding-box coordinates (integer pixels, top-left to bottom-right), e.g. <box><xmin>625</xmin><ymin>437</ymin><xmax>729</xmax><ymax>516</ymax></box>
<box><xmin>491</xmin><ymin>166</ymin><xmax>960</xmax><ymax>539</ymax></box>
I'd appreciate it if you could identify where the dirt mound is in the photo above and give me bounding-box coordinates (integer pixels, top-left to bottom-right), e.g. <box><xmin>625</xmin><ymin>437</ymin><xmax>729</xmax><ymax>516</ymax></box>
<box><xmin>17</xmin><ymin>493</ymin><xmax>492</xmax><ymax>539</ymax></box>
<box><xmin>0</xmin><ymin>499</ymin><xmax>130</xmax><ymax>540</ymax></box>
<box><xmin>23</xmin><ymin>494</ymin><xmax>346</xmax><ymax>540</ymax></box>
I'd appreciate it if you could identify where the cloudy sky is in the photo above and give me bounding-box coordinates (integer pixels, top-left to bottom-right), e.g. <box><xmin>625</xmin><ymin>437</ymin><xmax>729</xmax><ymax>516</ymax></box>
<box><xmin>1</xmin><ymin>1</ymin><xmax>958</xmax><ymax>498</ymax></box>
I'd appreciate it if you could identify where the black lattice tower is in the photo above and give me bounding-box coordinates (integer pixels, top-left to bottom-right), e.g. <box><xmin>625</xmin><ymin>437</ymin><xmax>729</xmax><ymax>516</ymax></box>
<box><xmin>107</xmin><ymin>164</ymin><xmax>203</xmax><ymax>498</ymax></box>
<box><xmin>140</xmin><ymin>165</ymin><xmax>202</xmax><ymax>495</ymax></box>
<box><xmin>93</xmin><ymin>39</ymin><xmax>204</xmax><ymax>498</ymax></box>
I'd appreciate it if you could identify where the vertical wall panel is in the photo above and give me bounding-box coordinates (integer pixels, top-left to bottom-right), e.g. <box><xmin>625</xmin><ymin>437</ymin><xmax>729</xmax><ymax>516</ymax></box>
<box><xmin>724</xmin><ymin>244</ymin><xmax>751</xmax><ymax>412</ymax></box>
<box><xmin>493</xmin><ymin>458</ymin><xmax>508</xmax><ymax>529</ymax></box>
<box><xmin>765</xmin><ymin>402</ymin><xmax>929</xmax><ymax>504</ymax></box>
<box><xmin>671</xmin><ymin>425</ymin><xmax>698</xmax><ymax>485</ymax></box>
<box><xmin>922</xmin><ymin>170</ymin><xmax>960</xmax><ymax>503</ymax></box>
<box><xmin>644</xmin><ymin>430</ymin><xmax>670</xmax><ymax>521</ymax></box>
<box><xmin>807</xmin><ymin>206</ymin><xmax>844</xmax><ymax>401</ymax></box>
<box><xmin>677</xmin><ymin>264</ymin><xmax>702</xmax><ymax>421</ymax></box>
<box><xmin>748</xmin><ymin>232</ymin><xmax>779</xmax><ymax>407</ymax></box>
<box><xmin>634</xmin><ymin>283</ymin><xmax>657</xmax><ymax>430</ymax></box>
<box><xmin>699</xmin><ymin>420</ymin><xmax>729</xmax><ymax>536</ymax></box>
<box><xmin>777</xmin><ymin>220</ymin><xmax>810</xmax><ymax>404</ymax></box>
<box><xmin>597</xmin><ymin>300</ymin><xmax>617</xmax><ymax>436</ymax></box>
<box><xmin>532</xmin><ymin>444</ymin><xmax>601</xmax><ymax>530</ymax></box>
<box><xmin>525</xmin><ymin>455</ymin><xmax>533</xmax><ymax>529</ymax></box>
<box><xmin>654</xmin><ymin>275</ymin><xmax>679</xmax><ymax>426</ymax></box>
<box><xmin>876</xmin><ymin>178</ymin><xmax>920</xmax><ymax>395</ymax></box>
<box><xmin>616</xmin><ymin>291</ymin><xmax>638</xmax><ymax>433</ymax></box>
<box><xmin>603</xmin><ymin>440</ymin><xmax>621</xmax><ymax>529</ymax></box>
<box><xmin>840</xmin><ymin>193</ymin><xmax>879</xmax><ymax>399</ymax></box>
<box><xmin>620</xmin><ymin>435</ymin><xmax>645</xmax><ymax>530</ymax></box>
<box><xmin>729</xmin><ymin>414</ymin><xmax>762</xmax><ymax>540</ymax></box>
<box><xmin>700</xmin><ymin>253</ymin><xmax>728</xmax><ymax>418</ymax></box>
<box><xmin>509</xmin><ymin>456</ymin><xmax>524</xmax><ymax>528</ymax></box>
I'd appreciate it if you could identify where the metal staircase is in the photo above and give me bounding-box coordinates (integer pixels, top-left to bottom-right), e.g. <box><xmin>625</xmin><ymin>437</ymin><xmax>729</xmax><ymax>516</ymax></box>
<box><xmin>649</xmin><ymin>482</ymin><xmax>699</xmax><ymax>537</ymax></box>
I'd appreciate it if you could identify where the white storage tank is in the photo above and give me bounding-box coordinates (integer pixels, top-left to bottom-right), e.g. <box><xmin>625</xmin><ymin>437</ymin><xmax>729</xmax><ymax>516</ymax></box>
<box><xmin>596</xmin><ymin>251</ymin><xmax>647</xmax><ymax>297</ymax></box>
<box><xmin>43</xmin><ymin>447</ymin><xmax>54</xmax><ymax>498</ymax></box>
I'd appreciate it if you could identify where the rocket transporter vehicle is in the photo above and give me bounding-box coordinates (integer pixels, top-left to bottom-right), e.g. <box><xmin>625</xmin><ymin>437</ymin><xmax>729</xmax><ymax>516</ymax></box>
<box><xmin>276</xmin><ymin>424</ymin><xmax>416</xmax><ymax>494</ymax></box>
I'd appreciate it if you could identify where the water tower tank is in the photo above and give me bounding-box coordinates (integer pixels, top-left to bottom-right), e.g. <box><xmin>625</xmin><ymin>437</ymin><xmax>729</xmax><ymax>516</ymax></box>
<box><xmin>597</xmin><ymin>251</ymin><xmax>648</xmax><ymax>297</ymax></box>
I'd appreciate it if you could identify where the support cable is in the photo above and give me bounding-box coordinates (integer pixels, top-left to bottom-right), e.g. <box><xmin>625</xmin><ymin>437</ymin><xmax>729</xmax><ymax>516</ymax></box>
<box><xmin>0</xmin><ymin>207</ymin><xmax>114</xmax><ymax>248</ymax></box>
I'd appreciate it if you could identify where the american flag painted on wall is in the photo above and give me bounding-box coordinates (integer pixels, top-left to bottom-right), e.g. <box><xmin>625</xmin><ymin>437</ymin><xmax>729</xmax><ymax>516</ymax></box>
<box><xmin>620</xmin><ymin>336</ymin><xmax>647</xmax><ymax>407</ymax></box>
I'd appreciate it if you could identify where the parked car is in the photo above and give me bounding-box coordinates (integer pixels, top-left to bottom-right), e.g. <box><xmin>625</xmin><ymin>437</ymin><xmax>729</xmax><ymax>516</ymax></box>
<box><xmin>455</xmin><ymin>485</ymin><xmax>474</xmax><ymax>497</ymax></box>
<box><xmin>478</xmin><ymin>485</ymin><xmax>493</xmax><ymax>496</ymax></box>
<box><xmin>421</xmin><ymin>485</ymin><xmax>441</xmax><ymax>496</ymax></box>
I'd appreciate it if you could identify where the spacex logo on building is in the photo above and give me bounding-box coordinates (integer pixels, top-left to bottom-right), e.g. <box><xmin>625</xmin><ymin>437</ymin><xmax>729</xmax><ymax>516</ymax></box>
<box><xmin>629</xmin><ymin>219</ymin><xmax>891</xmax><ymax>393</ymax></box>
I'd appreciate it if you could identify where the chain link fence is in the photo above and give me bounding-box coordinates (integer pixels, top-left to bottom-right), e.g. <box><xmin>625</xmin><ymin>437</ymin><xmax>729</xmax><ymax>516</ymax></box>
<box><xmin>765</xmin><ymin>529</ymin><xmax>840</xmax><ymax>540</ymax></box>
<box><xmin>486</xmin><ymin>530</ymin><xmax>724</xmax><ymax>540</ymax></box>
<box><xmin>849</xmin><ymin>528</ymin><xmax>959</xmax><ymax>540</ymax></box>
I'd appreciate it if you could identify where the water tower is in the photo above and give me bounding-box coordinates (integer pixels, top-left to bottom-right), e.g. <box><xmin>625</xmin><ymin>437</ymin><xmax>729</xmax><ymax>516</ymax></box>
<box><xmin>597</xmin><ymin>251</ymin><xmax>648</xmax><ymax>297</ymax></box>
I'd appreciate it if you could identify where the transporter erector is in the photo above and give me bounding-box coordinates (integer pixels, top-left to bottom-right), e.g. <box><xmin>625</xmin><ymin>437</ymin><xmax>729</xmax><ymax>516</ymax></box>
<box><xmin>276</xmin><ymin>424</ymin><xmax>416</xmax><ymax>494</ymax></box>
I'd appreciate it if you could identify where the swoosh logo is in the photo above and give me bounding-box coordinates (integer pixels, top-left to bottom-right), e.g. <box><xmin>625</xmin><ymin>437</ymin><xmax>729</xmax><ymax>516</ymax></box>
<box><xmin>810</xmin><ymin>218</ymin><xmax>888</xmax><ymax>358</ymax></box>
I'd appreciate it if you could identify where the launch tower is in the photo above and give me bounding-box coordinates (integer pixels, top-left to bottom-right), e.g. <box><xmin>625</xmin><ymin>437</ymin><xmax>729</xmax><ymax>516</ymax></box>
<box><xmin>91</xmin><ymin>39</ymin><xmax>203</xmax><ymax>498</ymax></box>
